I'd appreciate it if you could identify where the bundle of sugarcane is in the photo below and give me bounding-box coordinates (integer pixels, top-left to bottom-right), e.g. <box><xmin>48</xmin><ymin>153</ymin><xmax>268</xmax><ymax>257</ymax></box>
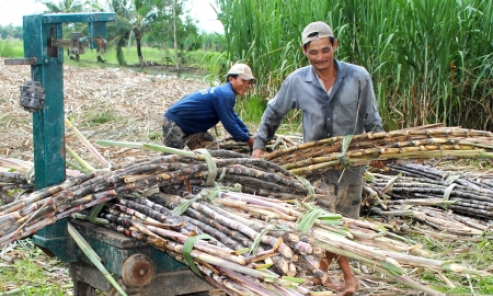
<box><xmin>264</xmin><ymin>126</ymin><xmax>493</xmax><ymax>177</ymax></box>
<box><xmin>367</xmin><ymin>205</ymin><xmax>491</xmax><ymax>239</ymax></box>
<box><xmin>0</xmin><ymin>170</ymin><xmax>34</xmax><ymax>205</ymax></box>
<box><xmin>85</xmin><ymin>188</ymin><xmax>488</xmax><ymax>296</ymax></box>
<box><xmin>0</xmin><ymin>147</ymin><xmax>315</xmax><ymax>247</ymax></box>
<box><xmin>363</xmin><ymin>162</ymin><xmax>493</xmax><ymax>232</ymax></box>
<box><xmin>218</xmin><ymin>134</ymin><xmax>301</xmax><ymax>154</ymax></box>
<box><xmin>0</xmin><ymin>156</ymin><xmax>87</xmax><ymax>203</ymax></box>
<box><xmin>0</xmin><ymin>158</ymin><xmax>35</xmax><ymax>206</ymax></box>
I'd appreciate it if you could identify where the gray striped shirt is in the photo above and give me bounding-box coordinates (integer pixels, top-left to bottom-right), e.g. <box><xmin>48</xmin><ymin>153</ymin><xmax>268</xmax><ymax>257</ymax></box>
<box><xmin>254</xmin><ymin>59</ymin><xmax>383</xmax><ymax>149</ymax></box>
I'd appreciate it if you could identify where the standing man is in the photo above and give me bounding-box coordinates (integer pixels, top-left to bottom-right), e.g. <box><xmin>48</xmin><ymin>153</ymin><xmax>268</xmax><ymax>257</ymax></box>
<box><xmin>252</xmin><ymin>21</ymin><xmax>383</xmax><ymax>296</ymax></box>
<box><xmin>163</xmin><ymin>63</ymin><xmax>256</xmax><ymax>150</ymax></box>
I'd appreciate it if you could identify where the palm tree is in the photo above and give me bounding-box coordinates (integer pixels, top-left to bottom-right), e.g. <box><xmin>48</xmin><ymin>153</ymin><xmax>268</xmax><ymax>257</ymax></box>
<box><xmin>130</xmin><ymin>0</ymin><xmax>157</xmax><ymax>66</ymax></box>
<box><xmin>107</xmin><ymin>0</ymin><xmax>133</xmax><ymax>66</ymax></box>
<box><xmin>36</xmin><ymin>0</ymin><xmax>84</xmax><ymax>13</ymax></box>
<box><xmin>107</xmin><ymin>0</ymin><xmax>157</xmax><ymax>66</ymax></box>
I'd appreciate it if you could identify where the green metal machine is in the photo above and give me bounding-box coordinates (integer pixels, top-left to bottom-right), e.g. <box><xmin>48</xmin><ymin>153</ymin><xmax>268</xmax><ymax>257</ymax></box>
<box><xmin>4</xmin><ymin>12</ymin><xmax>212</xmax><ymax>296</ymax></box>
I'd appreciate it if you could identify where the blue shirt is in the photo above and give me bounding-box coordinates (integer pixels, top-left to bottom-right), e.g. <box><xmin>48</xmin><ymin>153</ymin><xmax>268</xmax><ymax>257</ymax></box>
<box><xmin>254</xmin><ymin>59</ymin><xmax>383</xmax><ymax>150</ymax></box>
<box><xmin>165</xmin><ymin>82</ymin><xmax>251</xmax><ymax>142</ymax></box>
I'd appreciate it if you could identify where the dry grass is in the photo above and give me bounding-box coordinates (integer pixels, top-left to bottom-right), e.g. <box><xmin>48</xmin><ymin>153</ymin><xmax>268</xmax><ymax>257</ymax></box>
<box><xmin>0</xmin><ymin>58</ymin><xmax>209</xmax><ymax>167</ymax></box>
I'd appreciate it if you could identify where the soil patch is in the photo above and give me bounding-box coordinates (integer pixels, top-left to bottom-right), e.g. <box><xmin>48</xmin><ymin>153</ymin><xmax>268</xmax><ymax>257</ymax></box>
<box><xmin>0</xmin><ymin>58</ymin><xmax>209</xmax><ymax>166</ymax></box>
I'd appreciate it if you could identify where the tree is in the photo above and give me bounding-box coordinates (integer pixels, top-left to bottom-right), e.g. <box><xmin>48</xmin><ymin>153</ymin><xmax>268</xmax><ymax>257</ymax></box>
<box><xmin>0</xmin><ymin>24</ymin><xmax>24</xmax><ymax>40</ymax></box>
<box><xmin>36</xmin><ymin>0</ymin><xmax>84</xmax><ymax>13</ymax></box>
<box><xmin>172</xmin><ymin>0</ymin><xmax>179</xmax><ymax>70</ymax></box>
<box><xmin>106</xmin><ymin>0</ymin><xmax>133</xmax><ymax>66</ymax></box>
<box><xmin>131</xmin><ymin>0</ymin><xmax>157</xmax><ymax>66</ymax></box>
<box><xmin>106</xmin><ymin>0</ymin><xmax>157</xmax><ymax>66</ymax></box>
<box><xmin>146</xmin><ymin>0</ymin><xmax>200</xmax><ymax>66</ymax></box>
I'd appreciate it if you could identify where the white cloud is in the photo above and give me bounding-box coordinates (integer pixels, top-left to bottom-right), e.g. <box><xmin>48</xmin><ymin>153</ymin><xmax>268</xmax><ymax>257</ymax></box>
<box><xmin>0</xmin><ymin>0</ymin><xmax>46</xmax><ymax>26</ymax></box>
<box><xmin>0</xmin><ymin>0</ymin><xmax>223</xmax><ymax>33</ymax></box>
<box><xmin>184</xmin><ymin>0</ymin><xmax>223</xmax><ymax>34</ymax></box>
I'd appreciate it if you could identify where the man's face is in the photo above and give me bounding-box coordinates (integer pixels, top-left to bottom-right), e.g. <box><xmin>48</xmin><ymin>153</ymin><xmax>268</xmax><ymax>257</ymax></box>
<box><xmin>230</xmin><ymin>76</ymin><xmax>253</xmax><ymax>96</ymax></box>
<box><xmin>302</xmin><ymin>38</ymin><xmax>337</xmax><ymax>71</ymax></box>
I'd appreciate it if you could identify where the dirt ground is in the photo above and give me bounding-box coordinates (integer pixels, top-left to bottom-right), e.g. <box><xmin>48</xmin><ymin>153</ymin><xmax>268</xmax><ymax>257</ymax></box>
<box><xmin>0</xmin><ymin>58</ymin><xmax>210</xmax><ymax>167</ymax></box>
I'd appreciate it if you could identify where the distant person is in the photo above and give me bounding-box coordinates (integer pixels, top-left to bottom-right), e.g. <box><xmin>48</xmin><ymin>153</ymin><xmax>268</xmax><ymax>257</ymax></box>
<box><xmin>252</xmin><ymin>21</ymin><xmax>384</xmax><ymax>296</ymax></box>
<box><xmin>162</xmin><ymin>63</ymin><xmax>256</xmax><ymax>150</ymax></box>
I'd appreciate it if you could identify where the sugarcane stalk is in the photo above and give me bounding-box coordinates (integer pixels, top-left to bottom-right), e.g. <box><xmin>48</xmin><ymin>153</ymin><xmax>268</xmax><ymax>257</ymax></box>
<box><xmin>145</xmin><ymin>225</ymin><xmax>245</xmax><ymax>265</ymax></box>
<box><xmin>0</xmin><ymin>172</ymin><xmax>97</xmax><ymax>215</ymax></box>
<box><xmin>66</xmin><ymin>145</ymin><xmax>96</xmax><ymax>172</ymax></box>
<box><xmin>0</xmin><ymin>157</ymin><xmax>32</xmax><ymax>173</ymax></box>
<box><xmin>67</xmin><ymin>222</ymin><xmax>128</xmax><ymax>296</ymax></box>
<box><xmin>65</xmin><ymin>116</ymin><xmax>111</xmax><ymax>168</ymax></box>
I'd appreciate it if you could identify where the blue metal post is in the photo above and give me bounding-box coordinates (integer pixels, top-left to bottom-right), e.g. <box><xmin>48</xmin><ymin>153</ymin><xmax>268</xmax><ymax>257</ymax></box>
<box><xmin>23</xmin><ymin>15</ymin><xmax>66</xmax><ymax>191</ymax></box>
<box><xmin>21</xmin><ymin>12</ymin><xmax>115</xmax><ymax>261</ymax></box>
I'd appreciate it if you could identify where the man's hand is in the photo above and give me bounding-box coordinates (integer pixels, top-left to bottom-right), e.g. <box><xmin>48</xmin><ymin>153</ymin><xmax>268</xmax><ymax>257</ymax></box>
<box><xmin>247</xmin><ymin>136</ymin><xmax>255</xmax><ymax>149</ymax></box>
<box><xmin>251</xmin><ymin>148</ymin><xmax>266</xmax><ymax>159</ymax></box>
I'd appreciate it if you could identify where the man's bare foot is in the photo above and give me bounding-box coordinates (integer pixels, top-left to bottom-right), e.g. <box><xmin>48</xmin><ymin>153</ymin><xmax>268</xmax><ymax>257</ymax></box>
<box><xmin>337</xmin><ymin>275</ymin><xmax>359</xmax><ymax>296</ymax></box>
<box><xmin>322</xmin><ymin>276</ymin><xmax>342</xmax><ymax>291</ymax></box>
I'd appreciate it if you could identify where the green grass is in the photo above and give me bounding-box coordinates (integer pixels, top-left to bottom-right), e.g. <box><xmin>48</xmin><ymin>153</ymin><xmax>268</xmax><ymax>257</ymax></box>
<box><xmin>236</xmin><ymin>95</ymin><xmax>267</xmax><ymax>123</ymax></box>
<box><xmin>0</xmin><ymin>40</ymin><xmax>24</xmax><ymax>57</ymax></box>
<box><xmin>0</xmin><ymin>39</ymin><xmax>224</xmax><ymax>72</ymax></box>
<box><xmin>409</xmin><ymin>232</ymin><xmax>493</xmax><ymax>295</ymax></box>
<box><xmin>0</xmin><ymin>240</ymin><xmax>72</xmax><ymax>295</ymax></box>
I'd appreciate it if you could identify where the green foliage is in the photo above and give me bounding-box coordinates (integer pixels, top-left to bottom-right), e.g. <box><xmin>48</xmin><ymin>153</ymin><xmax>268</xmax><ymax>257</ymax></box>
<box><xmin>36</xmin><ymin>0</ymin><xmax>84</xmax><ymax>13</ymax></box>
<box><xmin>236</xmin><ymin>94</ymin><xmax>268</xmax><ymax>123</ymax></box>
<box><xmin>0</xmin><ymin>40</ymin><xmax>24</xmax><ymax>57</ymax></box>
<box><xmin>106</xmin><ymin>0</ymin><xmax>201</xmax><ymax>66</ymax></box>
<box><xmin>200</xmin><ymin>33</ymin><xmax>227</xmax><ymax>52</ymax></box>
<box><xmin>0</xmin><ymin>41</ymin><xmax>15</xmax><ymax>57</ymax></box>
<box><xmin>410</xmin><ymin>234</ymin><xmax>493</xmax><ymax>295</ymax></box>
<box><xmin>218</xmin><ymin>0</ymin><xmax>493</xmax><ymax>131</ymax></box>
<box><xmin>0</xmin><ymin>24</ymin><xmax>23</xmax><ymax>39</ymax></box>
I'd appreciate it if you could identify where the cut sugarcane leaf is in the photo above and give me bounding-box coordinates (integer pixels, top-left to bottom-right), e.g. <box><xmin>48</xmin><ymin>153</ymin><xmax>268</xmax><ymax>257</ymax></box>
<box><xmin>280</xmin><ymin>276</ymin><xmax>305</xmax><ymax>285</ymax></box>
<box><xmin>380</xmin><ymin>260</ymin><xmax>404</xmax><ymax>276</ymax></box>
<box><xmin>231</xmin><ymin>248</ymin><xmax>251</xmax><ymax>255</ymax></box>
<box><xmin>183</xmin><ymin>234</ymin><xmax>216</xmax><ymax>277</ymax></box>
<box><xmin>253</xmin><ymin>263</ymin><xmax>274</xmax><ymax>270</ymax></box>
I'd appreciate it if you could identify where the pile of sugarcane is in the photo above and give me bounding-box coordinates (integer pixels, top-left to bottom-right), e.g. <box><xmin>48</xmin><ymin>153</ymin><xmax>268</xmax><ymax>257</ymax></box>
<box><xmin>264</xmin><ymin>126</ymin><xmax>493</xmax><ymax>177</ymax></box>
<box><xmin>363</xmin><ymin>162</ymin><xmax>493</xmax><ymax>235</ymax></box>
<box><xmin>90</xmin><ymin>188</ymin><xmax>487</xmax><ymax>296</ymax></box>
<box><xmin>2</xmin><ymin>124</ymin><xmax>493</xmax><ymax>295</ymax></box>
<box><xmin>218</xmin><ymin>134</ymin><xmax>301</xmax><ymax>154</ymax></box>
<box><xmin>0</xmin><ymin>148</ymin><xmax>314</xmax><ymax>247</ymax></box>
<box><xmin>0</xmin><ymin>146</ymin><xmax>489</xmax><ymax>295</ymax></box>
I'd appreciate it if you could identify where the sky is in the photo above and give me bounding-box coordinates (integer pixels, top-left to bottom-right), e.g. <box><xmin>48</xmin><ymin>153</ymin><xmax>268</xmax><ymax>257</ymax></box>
<box><xmin>0</xmin><ymin>0</ymin><xmax>224</xmax><ymax>33</ymax></box>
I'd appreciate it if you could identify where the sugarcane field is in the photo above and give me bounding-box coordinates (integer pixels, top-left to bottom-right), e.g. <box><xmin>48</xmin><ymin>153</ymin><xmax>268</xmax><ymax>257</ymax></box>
<box><xmin>2</xmin><ymin>1</ymin><xmax>493</xmax><ymax>296</ymax></box>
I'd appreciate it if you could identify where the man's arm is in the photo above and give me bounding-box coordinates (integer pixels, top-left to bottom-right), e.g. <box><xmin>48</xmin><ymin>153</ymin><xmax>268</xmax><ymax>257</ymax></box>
<box><xmin>233</xmin><ymin>113</ymin><xmax>251</xmax><ymax>135</ymax></box>
<box><xmin>251</xmin><ymin>148</ymin><xmax>265</xmax><ymax>159</ymax></box>
<box><xmin>247</xmin><ymin>136</ymin><xmax>254</xmax><ymax>149</ymax></box>
<box><xmin>214</xmin><ymin>96</ymin><xmax>251</xmax><ymax>142</ymax></box>
<box><xmin>253</xmin><ymin>78</ymin><xmax>298</xmax><ymax>152</ymax></box>
<box><xmin>360</xmin><ymin>75</ymin><xmax>383</xmax><ymax>133</ymax></box>
<box><xmin>360</xmin><ymin>74</ymin><xmax>385</xmax><ymax>168</ymax></box>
